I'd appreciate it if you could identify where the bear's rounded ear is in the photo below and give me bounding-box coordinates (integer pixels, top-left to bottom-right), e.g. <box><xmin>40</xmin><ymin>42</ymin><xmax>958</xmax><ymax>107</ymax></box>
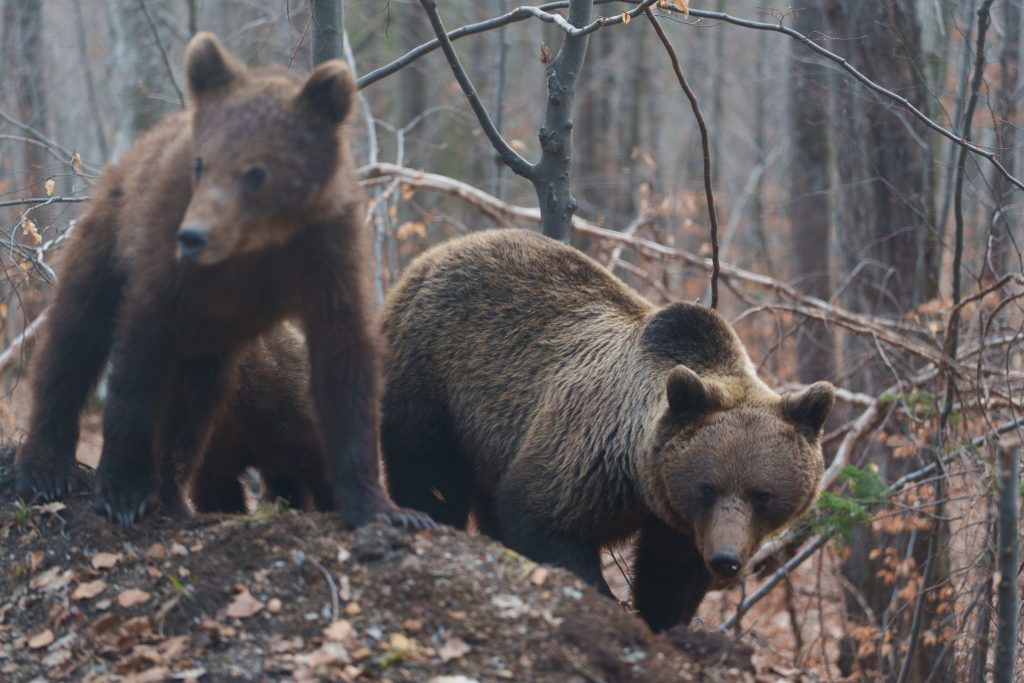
<box><xmin>781</xmin><ymin>381</ymin><xmax>835</xmax><ymax>439</ymax></box>
<box><xmin>185</xmin><ymin>32</ymin><xmax>242</xmax><ymax>100</ymax></box>
<box><xmin>298</xmin><ymin>60</ymin><xmax>355</xmax><ymax>125</ymax></box>
<box><xmin>666</xmin><ymin>365</ymin><xmax>722</xmax><ymax>417</ymax></box>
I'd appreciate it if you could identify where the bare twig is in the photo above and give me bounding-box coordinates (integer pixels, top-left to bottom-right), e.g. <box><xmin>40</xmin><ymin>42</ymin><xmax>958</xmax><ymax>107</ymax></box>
<box><xmin>644</xmin><ymin>7</ymin><xmax>720</xmax><ymax>309</ymax></box>
<box><xmin>307</xmin><ymin>556</ymin><xmax>340</xmax><ymax>623</ymax></box>
<box><xmin>0</xmin><ymin>197</ymin><xmax>90</xmax><ymax>209</ymax></box>
<box><xmin>359</xmin><ymin>0</ymin><xmax>658</xmax><ymax>89</ymax></box>
<box><xmin>138</xmin><ymin>0</ymin><xmax>186</xmax><ymax>108</ymax></box>
<box><xmin>416</xmin><ymin>0</ymin><xmax>533</xmax><ymax>179</ymax></box>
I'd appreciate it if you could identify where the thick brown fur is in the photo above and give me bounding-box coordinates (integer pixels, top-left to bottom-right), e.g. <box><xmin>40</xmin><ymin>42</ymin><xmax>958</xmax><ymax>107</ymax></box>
<box><xmin>15</xmin><ymin>33</ymin><xmax>430</xmax><ymax>530</ymax></box>
<box><xmin>380</xmin><ymin>229</ymin><xmax>835</xmax><ymax>631</ymax></box>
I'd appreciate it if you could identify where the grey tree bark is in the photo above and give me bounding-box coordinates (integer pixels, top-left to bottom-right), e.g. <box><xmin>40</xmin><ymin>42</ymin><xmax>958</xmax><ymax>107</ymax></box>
<box><xmin>311</xmin><ymin>0</ymin><xmax>342</xmax><ymax>65</ymax></box>
<box><xmin>788</xmin><ymin>5</ymin><xmax>834</xmax><ymax>386</ymax></box>
<box><xmin>988</xmin><ymin>0</ymin><xmax>1022</xmax><ymax>279</ymax></box>
<box><xmin>820</xmin><ymin>1</ymin><xmax>951</xmax><ymax>680</ymax></box>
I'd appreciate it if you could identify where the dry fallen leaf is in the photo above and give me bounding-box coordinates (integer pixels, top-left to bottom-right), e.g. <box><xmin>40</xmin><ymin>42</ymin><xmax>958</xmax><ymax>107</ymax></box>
<box><xmin>29</xmin><ymin>550</ymin><xmax>44</xmax><ymax>572</ymax></box>
<box><xmin>439</xmin><ymin>637</ymin><xmax>471</xmax><ymax>663</ymax></box>
<box><xmin>403</xmin><ymin>618</ymin><xmax>424</xmax><ymax>633</ymax></box>
<box><xmin>344</xmin><ymin>602</ymin><xmax>361</xmax><ymax>617</ymax></box>
<box><xmin>323</xmin><ymin>620</ymin><xmax>357</xmax><ymax>645</ymax></box>
<box><xmin>30</xmin><ymin>566</ymin><xmax>72</xmax><ymax>593</ymax></box>
<box><xmin>117</xmin><ymin>588</ymin><xmax>152</xmax><ymax>608</ymax></box>
<box><xmin>28</xmin><ymin>629</ymin><xmax>54</xmax><ymax>649</ymax></box>
<box><xmin>21</xmin><ymin>218</ymin><xmax>41</xmax><ymax>246</ymax></box>
<box><xmin>72</xmin><ymin>579</ymin><xmax>106</xmax><ymax>601</ymax></box>
<box><xmin>530</xmin><ymin>567</ymin><xmax>549</xmax><ymax>586</ymax></box>
<box><xmin>91</xmin><ymin>552</ymin><xmax>123</xmax><ymax>570</ymax></box>
<box><xmin>145</xmin><ymin>543</ymin><xmax>166</xmax><ymax>561</ymax></box>
<box><xmin>622</xmin><ymin>12</ymin><xmax>631</xmax><ymax>24</ymax></box>
<box><xmin>225</xmin><ymin>588</ymin><xmax>264</xmax><ymax>619</ymax></box>
<box><xmin>44</xmin><ymin>178</ymin><xmax>55</xmax><ymax>197</ymax></box>
<box><xmin>270</xmin><ymin>635</ymin><xmax>305</xmax><ymax>654</ymax></box>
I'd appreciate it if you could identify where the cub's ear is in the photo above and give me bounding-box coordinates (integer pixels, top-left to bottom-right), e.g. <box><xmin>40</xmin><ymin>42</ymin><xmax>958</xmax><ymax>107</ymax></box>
<box><xmin>781</xmin><ymin>381</ymin><xmax>835</xmax><ymax>439</ymax></box>
<box><xmin>299</xmin><ymin>60</ymin><xmax>355</xmax><ymax>125</ymax></box>
<box><xmin>185</xmin><ymin>32</ymin><xmax>242</xmax><ymax>100</ymax></box>
<box><xmin>665</xmin><ymin>365</ymin><xmax>723</xmax><ymax>417</ymax></box>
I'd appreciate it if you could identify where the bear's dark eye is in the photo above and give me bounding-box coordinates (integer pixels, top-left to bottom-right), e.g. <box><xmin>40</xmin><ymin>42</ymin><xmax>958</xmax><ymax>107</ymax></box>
<box><xmin>699</xmin><ymin>484</ymin><xmax>717</xmax><ymax>508</ymax></box>
<box><xmin>752</xmin><ymin>491</ymin><xmax>773</xmax><ymax>508</ymax></box>
<box><xmin>242</xmin><ymin>167</ymin><xmax>266</xmax><ymax>192</ymax></box>
<box><xmin>193</xmin><ymin>157</ymin><xmax>203</xmax><ymax>181</ymax></box>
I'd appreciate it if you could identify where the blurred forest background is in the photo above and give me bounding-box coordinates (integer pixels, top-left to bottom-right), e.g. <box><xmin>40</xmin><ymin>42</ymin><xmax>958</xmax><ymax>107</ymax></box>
<box><xmin>0</xmin><ymin>0</ymin><xmax>1022</xmax><ymax>681</ymax></box>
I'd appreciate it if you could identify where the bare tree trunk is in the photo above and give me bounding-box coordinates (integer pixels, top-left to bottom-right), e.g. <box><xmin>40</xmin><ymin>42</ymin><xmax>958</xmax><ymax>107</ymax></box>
<box><xmin>310</xmin><ymin>0</ymin><xmax>342</xmax><ymax>65</ymax></box>
<box><xmin>789</xmin><ymin>4</ymin><xmax>835</xmax><ymax>386</ymax></box>
<box><xmin>821</xmin><ymin>1</ymin><xmax>950</xmax><ymax>680</ymax></box>
<box><xmin>531</xmin><ymin>0</ymin><xmax>592</xmax><ymax>242</ymax></box>
<box><xmin>73</xmin><ymin>0</ymin><xmax>110</xmax><ymax>161</ymax></box>
<box><xmin>987</xmin><ymin>0</ymin><xmax>1021</xmax><ymax>279</ymax></box>
<box><xmin>108</xmin><ymin>0</ymin><xmax>179</xmax><ymax>152</ymax></box>
<box><xmin>993</xmin><ymin>443</ymin><xmax>1020</xmax><ymax>683</ymax></box>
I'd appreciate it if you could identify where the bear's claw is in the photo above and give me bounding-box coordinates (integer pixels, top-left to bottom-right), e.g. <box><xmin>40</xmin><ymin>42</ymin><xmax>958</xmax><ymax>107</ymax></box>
<box><xmin>375</xmin><ymin>508</ymin><xmax>438</xmax><ymax>531</ymax></box>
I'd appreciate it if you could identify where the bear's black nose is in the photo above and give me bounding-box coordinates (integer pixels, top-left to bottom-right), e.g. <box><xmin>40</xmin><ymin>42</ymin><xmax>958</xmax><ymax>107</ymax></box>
<box><xmin>709</xmin><ymin>550</ymin><xmax>742</xmax><ymax>578</ymax></box>
<box><xmin>177</xmin><ymin>226</ymin><xmax>209</xmax><ymax>260</ymax></box>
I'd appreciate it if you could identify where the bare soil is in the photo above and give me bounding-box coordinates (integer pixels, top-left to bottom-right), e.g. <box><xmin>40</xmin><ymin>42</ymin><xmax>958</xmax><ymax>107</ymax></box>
<box><xmin>0</xmin><ymin>447</ymin><xmax>760</xmax><ymax>683</ymax></box>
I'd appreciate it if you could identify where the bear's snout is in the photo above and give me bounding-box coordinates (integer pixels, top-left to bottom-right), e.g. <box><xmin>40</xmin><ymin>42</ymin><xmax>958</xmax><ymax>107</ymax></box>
<box><xmin>708</xmin><ymin>549</ymin><xmax>742</xmax><ymax>578</ymax></box>
<box><xmin>177</xmin><ymin>225</ymin><xmax>209</xmax><ymax>261</ymax></box>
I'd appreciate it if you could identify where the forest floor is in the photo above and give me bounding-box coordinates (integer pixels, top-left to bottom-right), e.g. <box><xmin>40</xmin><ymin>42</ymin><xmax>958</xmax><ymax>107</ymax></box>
<box><xmin>0</xmin><ymin>445</ymin><xmax>788</xmax><ymax>683</ymax></box>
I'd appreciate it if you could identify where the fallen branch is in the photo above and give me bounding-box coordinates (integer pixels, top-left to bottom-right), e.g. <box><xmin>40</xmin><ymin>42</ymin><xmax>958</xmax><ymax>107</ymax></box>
<box><xmin>0</xmin><ymin>309</ymin><xmax>48</xmax><ymax>376</ymax></box>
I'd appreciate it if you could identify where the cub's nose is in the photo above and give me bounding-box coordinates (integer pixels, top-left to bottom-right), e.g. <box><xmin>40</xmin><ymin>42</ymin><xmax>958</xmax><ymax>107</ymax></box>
<box><xmin>177</xmin><ymin>225</ymin><xmax>209</xmax><ymax>261</ymax></box>
<box><xmin>709</xmin><ymin>550</ymin><xmax>742</xmax><ymax>578</ymax></box>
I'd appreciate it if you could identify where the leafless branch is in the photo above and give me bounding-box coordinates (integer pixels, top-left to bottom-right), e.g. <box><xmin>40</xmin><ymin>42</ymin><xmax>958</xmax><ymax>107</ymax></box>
<box><xmin>644</xmin><ymin>6</ymin><xmax>720</xmax><ymax>309</ymax></box>
<box><xmin>415</xmin><ymin>0</ymin><xmax>533</xmax><ymax>179</ymax></box>
<box><xmin>138</xmin><ymin>0</ymin><xmax>186</xmax><ymax>108</ymax></box>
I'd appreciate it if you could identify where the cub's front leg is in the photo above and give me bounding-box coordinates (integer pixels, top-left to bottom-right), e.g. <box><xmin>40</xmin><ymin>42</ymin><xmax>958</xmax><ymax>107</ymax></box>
<box><xmin>303</xmin><ymin>277</ymin><xmax>434</xmax><ymax>531</ymax></box>
<box><xmin>94</xmin><ymin>297</ymin><xmax>174</xmax><ymax>526</ymax></box>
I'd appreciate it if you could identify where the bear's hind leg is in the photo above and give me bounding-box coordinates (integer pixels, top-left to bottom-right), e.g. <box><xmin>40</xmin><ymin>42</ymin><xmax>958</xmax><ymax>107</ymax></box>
<box><xmin>381</xmin><ymin>400</ymin><xmax>472</xmax><ymax>529</ymax></box>
<box><xmin>632</xmin><ymin>517</ymin><xmax>712</xmax><ymax>632</ymax></box>
<box><xmin>190</xmin><ymin>426</ymin><xmax>248</xmax><ymax>513</ymax></box>
<box><xmin>154</xmin><ymin>354</ymin><xmax>237</xmax><ymax>516</ymax></box>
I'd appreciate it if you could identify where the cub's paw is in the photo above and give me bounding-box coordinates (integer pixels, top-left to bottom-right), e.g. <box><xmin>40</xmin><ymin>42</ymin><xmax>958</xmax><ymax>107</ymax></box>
<box><xmin>374</xmin><ymin>507</ymin><xmax>438</xmax><ymax>531</ymax></box>
<box><xmin>15</xmin><ymin>443</ymin><xmax>76</xmax><ymax>502</ymax></box>
<box><xmin>94</xmin><ymin>465</ymin><xmax>160</xmax><ymax>527</ymax></box>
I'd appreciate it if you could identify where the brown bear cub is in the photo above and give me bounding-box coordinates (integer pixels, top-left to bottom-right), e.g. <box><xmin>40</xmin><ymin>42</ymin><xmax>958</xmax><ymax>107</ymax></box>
<box><xmin>15</xmin><ymin>32</ymin><xmax>431</xmax><ymax>530</ymax></box>
<box><xmin>380</xmin><ymin>229</ymin><xmax>834</xmax><ymax>631</ymax></box>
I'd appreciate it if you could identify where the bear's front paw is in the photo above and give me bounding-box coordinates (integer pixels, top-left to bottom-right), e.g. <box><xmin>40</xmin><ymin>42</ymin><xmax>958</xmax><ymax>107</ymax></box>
<box><xmin>15</xmin><ymin>442</ymin><xmax>76</xmax><ymax>502</ymax></box>
<box><xmin>374</xmin><ymin>507</ymin><xmax>438</xmax><ymax>531</ymax></box>
<box><xmin>94</xmin><ymin>463</ymin><xmax>160</xmax><ymax>527</ymax></box>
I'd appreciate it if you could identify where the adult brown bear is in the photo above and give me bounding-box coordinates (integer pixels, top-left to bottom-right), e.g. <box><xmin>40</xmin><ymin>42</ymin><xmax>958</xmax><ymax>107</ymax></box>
<box><xmin>15</xmin><ymin>33</ymin><xmax>431</xmax><ymax>530</ymax></box>
<box><xmin>380</xmin><ymin>229</ymin><xmax>834</xmax><ymax>631</ymax></box>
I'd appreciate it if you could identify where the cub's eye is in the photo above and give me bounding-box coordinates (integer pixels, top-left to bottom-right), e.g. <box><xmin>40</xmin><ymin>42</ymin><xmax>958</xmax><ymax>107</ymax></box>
<box><xmin>699</xmin><ymin>484</ymin><xmax>717</xmax><ymax>508</ymax></box>
<box><xmin>242</xmin><ymin>167</ymin><xmax>266</xmax><ymax>192</ymax></box>
<box><xmin>193</xmin><ymin>157</ymin><xmax>203</xmax><ymax>180</ymax></box>
<box><xmin>752</xmin><ymin>491</ymin><xmax>773</xmax><ymax>508</ymax></box>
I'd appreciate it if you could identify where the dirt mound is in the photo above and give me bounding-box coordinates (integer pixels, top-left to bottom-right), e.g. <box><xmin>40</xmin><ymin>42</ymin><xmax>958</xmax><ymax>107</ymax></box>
<box><xmin>0</xmin><ymin>448</ymin><xmax>753</xmax><ymax>682</ymax></box>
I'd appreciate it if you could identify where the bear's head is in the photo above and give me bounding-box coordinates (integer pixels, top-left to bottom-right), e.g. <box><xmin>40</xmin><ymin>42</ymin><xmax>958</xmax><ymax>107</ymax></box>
<box><xmin>177</xmin><ymin>32</ymin><xmax>356</xmax><ymax>265</ymax></box>
<box><xmin>650</xmin><ymin>365</ymin><xmax>835</xmax><ymax>582</ymax></box>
